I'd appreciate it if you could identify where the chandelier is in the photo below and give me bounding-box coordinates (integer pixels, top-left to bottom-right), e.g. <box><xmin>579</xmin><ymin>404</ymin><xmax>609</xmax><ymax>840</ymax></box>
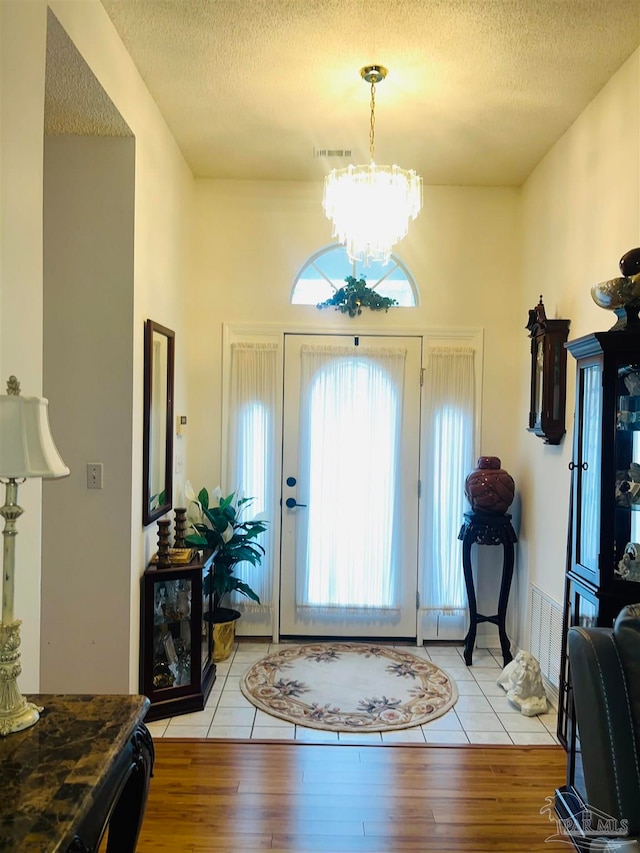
<box><xmin>323</xmin><ymin>65</ymin><xmax>423</xmax><ymax>266</ymax></box>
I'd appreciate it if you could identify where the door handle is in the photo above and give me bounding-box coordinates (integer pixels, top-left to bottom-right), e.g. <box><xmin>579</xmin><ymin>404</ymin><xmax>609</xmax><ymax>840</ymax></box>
<box><xmin>285</xmin><ymin>497</ymin><xmax>307</xmax><ymax>509</ymax></box>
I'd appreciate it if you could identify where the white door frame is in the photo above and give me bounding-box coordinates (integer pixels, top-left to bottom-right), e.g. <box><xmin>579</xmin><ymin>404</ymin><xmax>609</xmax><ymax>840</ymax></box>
<box><xmin>221</xmin><ymin>322</ymin><xmax>483</xmax><ymax>643</ymax></box>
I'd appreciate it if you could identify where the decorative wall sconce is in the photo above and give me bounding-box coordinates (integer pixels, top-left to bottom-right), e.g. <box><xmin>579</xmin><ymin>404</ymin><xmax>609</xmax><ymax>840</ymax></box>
<box><xmin>526</xmin><ymin>296</ymin><xmax>570</xmax><ymax>445</ymax></box>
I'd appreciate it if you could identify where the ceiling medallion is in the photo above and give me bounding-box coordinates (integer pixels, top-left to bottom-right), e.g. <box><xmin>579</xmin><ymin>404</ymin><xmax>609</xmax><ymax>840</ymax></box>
<box><xmin>323</xmin><ymin>65</ymin><xmax>423</xmax><ymax>266</ymax></box>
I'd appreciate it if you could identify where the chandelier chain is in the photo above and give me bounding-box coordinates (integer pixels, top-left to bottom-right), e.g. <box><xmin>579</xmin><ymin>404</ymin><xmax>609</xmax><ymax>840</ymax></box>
<box><xmin>369</xmin><ymin>80</ymin><xmax>376</xmax><ymax>162</ymax></box>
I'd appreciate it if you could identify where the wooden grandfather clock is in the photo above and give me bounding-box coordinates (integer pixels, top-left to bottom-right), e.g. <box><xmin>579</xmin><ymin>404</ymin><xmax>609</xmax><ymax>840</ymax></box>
<box><xmin>526</xmin><ymin>296</ymin><xmax>570</xmax><ymax>445</ymax></box>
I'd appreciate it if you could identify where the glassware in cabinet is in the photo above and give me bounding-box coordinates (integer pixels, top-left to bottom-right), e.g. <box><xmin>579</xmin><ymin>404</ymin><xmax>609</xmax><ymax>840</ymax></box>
<box><xmin>141</xmin><ymin>552</ymin><xmax>216</xmax><ymax>722</ymax></box>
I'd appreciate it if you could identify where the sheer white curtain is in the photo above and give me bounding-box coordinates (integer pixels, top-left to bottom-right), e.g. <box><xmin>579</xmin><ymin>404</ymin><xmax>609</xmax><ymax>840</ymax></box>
<box><xmin>421</xmin><ymin>346</ymin><xmax>475</xmax><ymax>619</ymax></box>
<box><xmin>296</xmin><ymin>345</ymin><xmax>406</xmax><ymax>613</ymax></box>
<box><xmin>226</xmin><ymin>343</ymin><xmax>278</xmax><ymax>613</ymax></box>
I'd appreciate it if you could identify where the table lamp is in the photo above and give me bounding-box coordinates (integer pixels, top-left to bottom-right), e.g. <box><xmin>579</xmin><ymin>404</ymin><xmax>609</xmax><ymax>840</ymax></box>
<box><xmin>0</xmin><ymin>376</ymin><xmax>69</xmax><ymax>734</ymax></box>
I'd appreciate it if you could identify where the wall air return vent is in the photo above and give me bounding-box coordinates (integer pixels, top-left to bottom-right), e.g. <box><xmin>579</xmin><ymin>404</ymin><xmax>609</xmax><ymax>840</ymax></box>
<box><xmin>314</xmin><ymin>148</ymin><xmax>352</xmax><ymax>159</ymax></box>
<box><xmin>529</xmin><ymin>584</ymin><xmax>563</xmax><ymax>707</ymax></box>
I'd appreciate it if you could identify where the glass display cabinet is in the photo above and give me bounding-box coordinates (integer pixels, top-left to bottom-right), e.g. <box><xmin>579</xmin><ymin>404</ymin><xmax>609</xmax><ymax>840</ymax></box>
<box><xmin>558</xmin><ymin>329</ymin><xmax>640</xmax><ymax>789</ymax></box>
<box><xmin>557</xmin><ymin>575</ymin><xmax>597</xmax><ymax>802</ymax></box>
<box><xmin>140</xmin><ymin>552</ymin><xmax>216</xmax><ymax>721</ymax></box>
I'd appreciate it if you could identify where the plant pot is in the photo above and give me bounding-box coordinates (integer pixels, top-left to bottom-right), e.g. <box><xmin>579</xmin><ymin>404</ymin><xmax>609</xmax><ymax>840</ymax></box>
<box><xmin>209</xmin><ymin>608</ymin><xmax>241</xmax><ymax>662</ymax></box>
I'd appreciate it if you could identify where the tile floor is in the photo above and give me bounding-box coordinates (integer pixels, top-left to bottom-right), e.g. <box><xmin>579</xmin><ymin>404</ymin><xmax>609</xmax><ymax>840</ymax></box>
<box><xmin>145</xmin><ymin>642</ymin><xmax>559</xmax><ymax>745</ymax></box>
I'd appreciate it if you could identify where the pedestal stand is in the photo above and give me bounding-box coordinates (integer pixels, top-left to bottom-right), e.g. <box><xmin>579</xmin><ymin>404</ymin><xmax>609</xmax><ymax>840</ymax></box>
<box><xmin>458</xmin><ymin>511</ymin><xmax>517</xmax><ymax>668</ymax></box>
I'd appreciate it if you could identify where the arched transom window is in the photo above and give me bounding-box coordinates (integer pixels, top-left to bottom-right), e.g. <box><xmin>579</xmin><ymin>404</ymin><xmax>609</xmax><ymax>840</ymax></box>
<box><xmin>291</xmin><ymin>244</ymin><xmax>419</xmax><ymax>307</ymax></box>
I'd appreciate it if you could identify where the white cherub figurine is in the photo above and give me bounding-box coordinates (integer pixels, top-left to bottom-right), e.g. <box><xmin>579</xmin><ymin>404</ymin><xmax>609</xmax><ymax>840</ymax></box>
<box><xmin>497</xmin><ymin>650</ymin><xmax>547</xmax><ymax>716</ymax></box>
<box><xmin>616</xmin><ymin>541</ymin><xmax>640</xmax><ymax>581</ymax></box>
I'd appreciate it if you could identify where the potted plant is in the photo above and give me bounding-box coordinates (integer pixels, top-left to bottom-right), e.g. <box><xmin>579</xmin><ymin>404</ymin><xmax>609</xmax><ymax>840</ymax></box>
<box><xmin>317</xmin><ymin>275</ymin><xmax>398</xmax><ymax>317</ymax></box>
<box><xmin>183</xmin><ymin>482</ymin><xmax>267</xmax><ymax>661</ymax></box>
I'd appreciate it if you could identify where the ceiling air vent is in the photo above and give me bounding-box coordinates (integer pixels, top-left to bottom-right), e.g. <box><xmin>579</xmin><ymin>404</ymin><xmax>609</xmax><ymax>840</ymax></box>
<box><xmin>314</xmin><ymin>148</ymin><xmax>352</xmax><ymax>159</ymax></box>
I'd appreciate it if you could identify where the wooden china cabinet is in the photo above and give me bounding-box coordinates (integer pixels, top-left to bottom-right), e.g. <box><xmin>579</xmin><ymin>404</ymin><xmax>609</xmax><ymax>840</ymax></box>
<box><xmin>140</xmin><ymin>551</ymin><xmax>216</xmax><ymax>722</ymax></box>
<box><xmin>557</xmin><ymin>325</ymin><xmax>640</xmax><ymax>809</ymax></box>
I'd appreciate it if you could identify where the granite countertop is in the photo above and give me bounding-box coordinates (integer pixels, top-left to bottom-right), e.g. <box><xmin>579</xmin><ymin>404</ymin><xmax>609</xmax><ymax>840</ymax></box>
<box><xmin>0</xmin><ymin>694</ymin><xmax>149</xmax><ymax>852</ymax></box>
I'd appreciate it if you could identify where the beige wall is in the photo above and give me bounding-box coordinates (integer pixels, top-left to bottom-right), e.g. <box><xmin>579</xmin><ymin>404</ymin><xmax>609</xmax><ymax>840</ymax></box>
<box><xmin>2</xmin><ymin>0</ymin><xmax>638</xmax><ymax>691</ymax></box>
<box><xmin>516</xmin><ymin>49</ymin><xmax>640</xmax><ymax>642</ymax></box>
<box><xmin>190</xmin><ymin>44</ymin><xmax>640</xmax><ymax>649</ymax></box>
<box><xmin>188</xmin><ymin>179</ymin><xmax>523</xmax><ymax>641</ymax></box>
<box><xmin>189</xmin><ymin>180</ymin><xmax>522</xmax><ymax>490</ymax></box>
<box><xmin>49</xmin><ymin>0</ymin><xmax>195</xmax><ymax>692</ymax></box>
<box><xmin>1</xmin><ymin>0</ymin><xmax>52</xmax><ymax>691</ymax></box>
<box><xmin>42</xmin><ymin>136</ymin><xmax>135</xmax><ymax>692</ymax></box>
<box><xmin>1</xmin><ymin>0</ymin><xmax>194</xmax><ymax>691</ymax></box>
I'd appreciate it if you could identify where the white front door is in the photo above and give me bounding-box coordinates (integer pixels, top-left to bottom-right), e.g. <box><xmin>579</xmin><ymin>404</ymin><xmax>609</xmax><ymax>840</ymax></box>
<box><xmin>279</xmin><ymin>334</ymin><xmax>422</xmax><ymax>638</ymax></box>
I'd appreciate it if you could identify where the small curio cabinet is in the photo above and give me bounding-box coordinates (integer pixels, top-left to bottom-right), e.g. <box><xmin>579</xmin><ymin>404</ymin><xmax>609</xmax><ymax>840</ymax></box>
<box><xmin>526</xmin><ymin>296</ymin><xmax>570</xmax><ymax>445</ymax></box>
<box><xmin>557</xmin><ymin>327</ymin><xmax>640</xmax><ymax>805</ymax></box>
<box><xmin>140</xmin><ymin>552</ymin><xmax>216</xmax><ymax>721</ymax></box>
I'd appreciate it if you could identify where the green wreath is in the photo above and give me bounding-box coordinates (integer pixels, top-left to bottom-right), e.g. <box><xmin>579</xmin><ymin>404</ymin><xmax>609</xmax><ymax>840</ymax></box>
<box><xmin>317</xmin><ymin>276</ymin><xmax>398</xmax><ymax>318</ymax></box>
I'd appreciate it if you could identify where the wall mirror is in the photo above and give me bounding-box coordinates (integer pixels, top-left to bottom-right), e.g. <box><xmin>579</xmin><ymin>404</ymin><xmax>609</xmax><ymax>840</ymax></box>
<box><xmin>143</xmin><ymin>319</ymin><xmax>175</xmax><ymax>525</ymax></box>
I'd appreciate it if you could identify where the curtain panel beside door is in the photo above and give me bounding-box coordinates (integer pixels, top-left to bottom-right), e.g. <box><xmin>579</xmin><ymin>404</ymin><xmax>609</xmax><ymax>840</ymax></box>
<box><xmin>226</xmin><ymin>342</ymin><xmax>279</xmax><ymax>614</ymax></box>
<box><xmin>420</xmin><ymin>346</ymin><xmax>475</xmax><ymax>638</ymax></box>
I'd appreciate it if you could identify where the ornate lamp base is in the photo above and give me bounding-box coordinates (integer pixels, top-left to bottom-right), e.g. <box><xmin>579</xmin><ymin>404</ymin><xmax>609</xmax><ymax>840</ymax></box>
<box><xmin>0</xmin><ymin>620</ymin><xmax>42</xmax><ymax>736</ymax></box>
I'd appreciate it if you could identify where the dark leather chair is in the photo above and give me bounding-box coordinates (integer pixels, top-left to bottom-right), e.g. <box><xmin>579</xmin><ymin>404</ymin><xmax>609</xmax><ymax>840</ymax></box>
<box><xmin>566</xmin><ymin>603</ymin><xmax>640</xmax><ymax>850</ymax></box>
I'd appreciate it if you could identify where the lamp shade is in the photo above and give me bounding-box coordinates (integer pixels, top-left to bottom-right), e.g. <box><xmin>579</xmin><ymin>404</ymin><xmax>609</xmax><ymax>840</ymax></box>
<box><xmin>0</xmin><ymin>394</ymin><xmax>69</xmax><ymax>479</ymax></box>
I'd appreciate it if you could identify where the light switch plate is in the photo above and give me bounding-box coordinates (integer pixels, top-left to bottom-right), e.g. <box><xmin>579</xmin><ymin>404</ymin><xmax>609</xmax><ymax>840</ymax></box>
<box><xmin>87</xmin><ymin>462</ymin><xmax>103</xmax><ymax>489</ymax></box>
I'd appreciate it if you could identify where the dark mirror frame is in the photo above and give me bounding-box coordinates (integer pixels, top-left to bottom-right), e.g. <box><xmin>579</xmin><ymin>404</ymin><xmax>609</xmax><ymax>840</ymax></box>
<box><xmin>143</xmin><ymin>319</ymin><xmax>175</xmax><ymax>526</ymax></box>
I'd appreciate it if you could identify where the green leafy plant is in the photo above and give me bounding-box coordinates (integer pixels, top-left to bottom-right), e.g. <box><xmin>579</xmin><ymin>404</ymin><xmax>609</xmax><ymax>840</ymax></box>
<box><xmin>149</xmin><ymin>489</ymin><xmax>166</xmax><ymax>511</ymax></box>
<box><xmin>183</xmin><ymin>482</ymin><xmax>267</xmax><ymax>613</ymax></box>
<box><xmin>317</xmin><ymin>275</ymin><xmax>398</xmax><ymax>317</ymax></box>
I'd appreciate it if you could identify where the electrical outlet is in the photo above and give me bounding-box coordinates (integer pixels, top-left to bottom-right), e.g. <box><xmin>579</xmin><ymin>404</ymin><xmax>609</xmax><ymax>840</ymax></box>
<box><xmin>87</xmin><ymin>462</ymin><xmax>103</xmax><ymax>489</ymax></box>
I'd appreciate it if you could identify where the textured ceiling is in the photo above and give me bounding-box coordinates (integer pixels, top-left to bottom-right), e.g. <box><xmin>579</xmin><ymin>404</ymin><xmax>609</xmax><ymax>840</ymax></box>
<box><xmin>45</xmin><ymin>9</ymin><xmax>132</xmax><ymax>137</ymax></box>
<box><xmin>94</xmin><ymin>0</ymin><xmax>640</xmax><ymax>185</ymax></box>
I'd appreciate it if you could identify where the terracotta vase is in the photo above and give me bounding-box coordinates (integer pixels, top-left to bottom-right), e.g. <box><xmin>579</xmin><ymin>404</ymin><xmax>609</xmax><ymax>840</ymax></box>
<box><xmin>464</xmin><ymin>456</ymin><xmax>515</xmax><ymax>515</ymax></box>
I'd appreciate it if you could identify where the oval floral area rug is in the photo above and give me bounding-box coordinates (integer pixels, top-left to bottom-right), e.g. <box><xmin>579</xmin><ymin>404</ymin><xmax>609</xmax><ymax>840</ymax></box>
<box><xmin>240</xmin><ymin>643</ymin><xmax>458</xmax><ymax>732</ymax></box>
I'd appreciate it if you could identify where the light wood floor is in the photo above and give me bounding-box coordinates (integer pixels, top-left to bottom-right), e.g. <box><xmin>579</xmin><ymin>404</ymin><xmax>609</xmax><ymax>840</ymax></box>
<box><xmin>131</xmin><ymin>739</ymin><xmax>567</xmax><ymax>852</ymax></box>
